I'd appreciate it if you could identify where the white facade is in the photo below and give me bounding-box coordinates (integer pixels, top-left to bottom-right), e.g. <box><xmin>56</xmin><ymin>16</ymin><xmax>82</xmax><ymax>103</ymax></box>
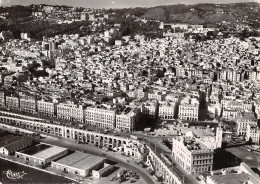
<box><xmin>178</xmin><ymin>97</ymin><xmax>199</xmax><ymax>121</ymax></box>
<box><xmin>158</xmin><ymin>102</ymin><xmax>176</xmax><ymax>120</ymax></box>
<box><xmin>116</xmin><ymin>108</ymin><xmax>141</xmax><ymax>132</ymax></box>
<box><xmin>85</xmin><ymin>107</ymin><xmax>116</xmax><ymax>128</ymax></box>
<box><xmin>6</xmin><ymin>96</ymin><xmax>19</xmax><ymax>111</ymax></box>
<box><xmin>57</xmin><ymin>103</ymin><xmax>84</xmax><ymax>123</ymax></box>
<box><xmin>37</xmin><ymin>100</ymin><xmax>56</xmax><ymax>117</ymax></box>
<box><xmin>172</xmin><ymin>136</ymin><xmax>214</xmax><ymax>174</ymax></box>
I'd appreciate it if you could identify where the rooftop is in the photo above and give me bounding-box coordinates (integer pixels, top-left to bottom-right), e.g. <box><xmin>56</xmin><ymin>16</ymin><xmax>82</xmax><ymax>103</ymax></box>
<box><xmin>54</xmin><ymin>152</ymin><xmax>105</xmax><ymax>170</ymax></box>
<box><xmin>0</xmin><ymin>135</ymin><xmax>21</xmax><ymax>147</ymax></box>
<box><xmin>33</xmin><ymin>145</ymin><xmax>68</xmax><ymax>160</ymax></box>
<box><xmin>209</xmin><ymin>173</ymin><xmax>249</xmax><ymax>184</ymax></box>
<box><xmin>21</xmin><ymin>143</ymin><xmax>51</xmax><ymax>155</ymax></box>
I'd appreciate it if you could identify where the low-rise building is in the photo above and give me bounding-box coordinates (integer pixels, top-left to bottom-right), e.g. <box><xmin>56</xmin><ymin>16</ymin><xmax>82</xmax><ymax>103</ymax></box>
<box><xmin>51</xmin><ymin>152</ymin><xmax>105</xmax><ymax>177</ymax></box>
<box><xmin>206</xmin><ymin>162</ymin><xmax>260</xmax><ymax>184</ymax></box>
<box><xmin>0</xmin><ymin>134</ymin><xmax>33</xmax><ymax>155</ymax></box>
<box><xmin>92</xmin><ymin>163</ymin><xmax>114</xmax><ymax>179</ymax></box>
<box><xmin>16</xmin><ymin>144</ymin><xmax>68</xmax><ymax>165</ymax></box>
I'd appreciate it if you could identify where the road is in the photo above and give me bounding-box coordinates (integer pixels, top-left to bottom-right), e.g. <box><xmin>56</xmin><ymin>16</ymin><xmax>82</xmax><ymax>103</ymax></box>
<box><xmin>144</xmin><ymin>137</ymin><xmax>198</xmax><ymax>184</ymax></box>
<box><xmin>0</xmin><ymin>111</ymin><xmax>196</xmax><ymax>184</ymax></box>
<box><xmin>36</xmin><ymin>137</ymin><xmax>157</xmax><ymax>184</ymax></box>
<box><xmin>0</xmin><ymin>125</ymin><xmax>157</xmax><ymax>184</ymax></box>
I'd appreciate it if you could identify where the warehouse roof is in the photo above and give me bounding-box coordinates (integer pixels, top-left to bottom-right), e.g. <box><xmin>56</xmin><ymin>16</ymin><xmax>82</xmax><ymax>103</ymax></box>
<box><xmin>3</xmin><ymin>138</ymin><xmax>32</xmax><ymax>151</ymax></box>
<box><xmin>33</xmin><ymin>146</ymin><xmax>68</xmax><ymax>160</ymax></box>
<box><xmin>71</xmin><ymin>155</ymin><xmax>105</xmax><ymax>170</ymax></box>
<box><xmin>53</xmin><ymin>151</ymin><xmax>105</xmax><ymax>171</ymax></box>
<box><xmin>54</xmin><ymin>152</ymin><xmax>90</xmax><ymax>166</ymax></box>
<box><xmin>0</xmin><ymin>135</ymin><xmax>21</xmax><ymax>147</ymax></box>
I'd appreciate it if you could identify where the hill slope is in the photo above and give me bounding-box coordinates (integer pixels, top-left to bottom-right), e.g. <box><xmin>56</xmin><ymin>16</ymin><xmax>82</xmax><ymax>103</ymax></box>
<box><xmin>137</xmin><ymin>2</ymin><xmax>260</xmax><ymax>27</ymax></box>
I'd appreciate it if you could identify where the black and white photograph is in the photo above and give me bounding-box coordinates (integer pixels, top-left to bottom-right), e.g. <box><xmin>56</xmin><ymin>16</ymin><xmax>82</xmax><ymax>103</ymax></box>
<box><xmin>0</xmin><ymin>0</ymin><xmax>260</xmax><ymax>184</ymax></box>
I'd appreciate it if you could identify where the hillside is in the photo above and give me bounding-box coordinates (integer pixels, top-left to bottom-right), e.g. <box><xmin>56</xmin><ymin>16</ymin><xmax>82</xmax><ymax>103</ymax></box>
<box><xmin>169</xmin><ymin>12</ymin><xmax>205</xmax><ymax>24</ymax></box>
<box><xmin>141</xmin><ymin>7</ymin><xmax>166</xmax><ymax>20</ymax></box>
<box><xmin>138</xmin><ymin>2</ymin><xmax>260</xmax><ymax>28</ymax></box>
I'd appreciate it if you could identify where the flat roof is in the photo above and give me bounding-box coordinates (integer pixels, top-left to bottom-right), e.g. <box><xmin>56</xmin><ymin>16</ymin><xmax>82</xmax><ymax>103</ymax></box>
<box><xmin>211</xmin><ymin>173</ymin><xmax>249</xmax><ymax>184</ymax></box>
<box><xmin>0</xmin><ymin>135</ymin><xmax>21</xmax><ymax>147</ymax></box>
<box><xmin>54</xmin><ymin>152</ymin><xmax>105</xmax><ymax>171</ymax></box>
<box><xmin>0</xmin><ymin>134</ymin><xmax>15</xmax><ymax>142</ymax></box>
<box><xmin>21</xmin><ymin>144</ymin><xmax>51</xmax><ymax>155</ymax></box>
<box><xmin>4</xmin><ymin>138</ymin><xmax>32</xmax><ymax>151</ymax></box>
<box><xmin>71</xmin><ymin>155</ymin><xmax>105</xmax><ymax>171</ymax></box>
<box><xmin>54</xmin><ymin>152</ymin><xmax>90</xmax><ymax>166</ymax></box>
<box><xmin>33</xmin><ymin>146</ymin><xmax>68</xmax><ymax>160</ymax></box>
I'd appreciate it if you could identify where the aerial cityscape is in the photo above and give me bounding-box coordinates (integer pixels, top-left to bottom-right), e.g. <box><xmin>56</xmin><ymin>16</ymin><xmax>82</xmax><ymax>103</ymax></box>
<box><xmin>0</xmin><ymin>1</ymin><xmax>260</xmax><ymax>184</ymax></box>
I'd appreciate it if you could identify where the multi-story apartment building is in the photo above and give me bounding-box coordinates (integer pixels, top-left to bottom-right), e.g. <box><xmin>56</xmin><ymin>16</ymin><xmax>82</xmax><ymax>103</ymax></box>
<box><xmin>116</xmin><ymin>107</ymin><xmax>141</xmax><ymax>132</ymax></box>
<box><xmin>148</xmin><ymin>91</ymin><xmax>166</xmax><ymax>101</ymax></box>
<box><xmin>178</xmin><ymin>97</ymin><xmax>199</xmax><ymax>121</ymax></box>
<box><xmin>172</xmin><ymin>133</ymin><xmax>214</xmax><ymax>174</ymax></box>
<box><xmin>0</xmin><ymin>91</ymin><xmax>5</xmax><ymax>108</ymax></box>
<box><xmin>246</xmin><ymin>124</ymin><xmax>260</xmax><ymax>144</ymax></box>
<box><xmin>222</xmin><ymin>108</ymin><xmax>239</xmax><ymax>120</ymax></box>
<box><xmin>57</xmin><ymin>103</ymin><xmax>84</xmax><ymax>123</ymax></box>
<box><xmin>5</xmin><ymin>95</ymin><xmax>19</xmax><ymax>111</ymax></box>
<box><xmin>85</xmin><ymin>106</ymin><xmax>116</xmax><ymax>129</ymax></box>
<box><xmin>236</xmin><ymin>112</ymin><xmax>257</xmax><ymax>136</ymax></box>
<box><xmin>142</xmin><ymin>100</ymin><xmax>159</xmax><ymax>119</ymax></box>
<box><xmin>37</xmin><ymin>100</ymin><xmax>57</xmax><ymax>117</ymax></box>
<box><xmin>175</xmin><ymin>66</ymin><xmax>185</xmax><ymax>78</ymax></box>
<box><xmin>158</xmin><ymin>102</ymin><xmax>177</xmax><ymax>120</ymax></box>
<box><xmin>19</xmin><ymin>93</ymin><xmax>37</xmax><ymax>114</ymax></box>
<box><xmin>222</xmin><ymin>99</ymin><xmax>252</xmax><ymax>113</ymax></box>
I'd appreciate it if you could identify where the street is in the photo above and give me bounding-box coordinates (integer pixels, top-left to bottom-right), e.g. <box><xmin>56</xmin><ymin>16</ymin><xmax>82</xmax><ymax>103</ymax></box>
<box><xmin>0</xmin><ymin>124</ymin><xmax>157</xmax><ymax>184</ymax></box>
<box><xmin>0</xmin><ymin>112</ymin><xmax>197</xmax><ymax>184</ymax></box>
<box><xmin>144</xmin><ymin>137</ymin><xmax>199</xmax><ymax>184</ymax></box>
<box><xmin>37</xmin><ymin>136</ymin><xmax>157</xmax><ymax>184</ymax></box>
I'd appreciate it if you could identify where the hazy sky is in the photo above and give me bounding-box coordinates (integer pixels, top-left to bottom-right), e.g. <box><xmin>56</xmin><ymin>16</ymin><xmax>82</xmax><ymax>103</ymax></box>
<box><xmin>0</xmin><ymin>0</ymin><xmax>259</xmax><ymax>9</ymax></box>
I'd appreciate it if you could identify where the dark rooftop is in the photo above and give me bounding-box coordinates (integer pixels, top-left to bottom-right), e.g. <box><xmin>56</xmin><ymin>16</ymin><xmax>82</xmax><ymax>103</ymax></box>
<box><xmin>21</xmin><ymin>144</ymin><xmax>51</xmax><ymax>155</ymax></box>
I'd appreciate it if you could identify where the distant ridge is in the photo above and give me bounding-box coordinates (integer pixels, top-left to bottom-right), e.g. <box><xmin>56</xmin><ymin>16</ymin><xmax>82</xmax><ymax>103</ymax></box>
<box><xmin>139</xmin><ymin>2</ymin><xmax>259</xmax><ymax>25</ymax></box>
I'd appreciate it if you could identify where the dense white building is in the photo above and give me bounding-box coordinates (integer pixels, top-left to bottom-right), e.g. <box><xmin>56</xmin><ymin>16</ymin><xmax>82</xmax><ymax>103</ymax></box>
<box><xmin>236</xmin><ymin>112</ymin><xmax>257</xmax><ymax>136</ymax></box>
<box><xmin>6</xmin><ymin>96</ymin><xmax>20</xmax><ymax>111</ymax></box>
<box><xmin>37</xmin><ymin>100</ymin><xmax>57</xmax><ymax>117</ymax></box>
<box><xmin>57</xmin><ymin>103</ymin><xmax>84</xmax><ymax>123</ymax></box>
<box><xmin>84</xmin><ymin>106</ymin><xmax>116</xmax><ymax>129</ymax></box>
<box><xmin>116</xmin><ymin>107</ymin><xmax>141</xmax><ymax>132</ymax></box>
<box><xmin>0</xmin><ymin>91</ymin><xmax>5</xmax><ymax>108</ymax></box>
<box><xmin>172</xmin><ymin>132</ymin><xmax>214</xmax><ymax>174</ymax></box>
<box><xmin>142</xmin><ymin>100</ymin><xmax>159</xmax><ymax>119</ymax></box>
<box><xmin>158</xmin><ymin>101</ymin><xmax>177</xmax><ymax>120</ymax></box>
<box><xmin>178</xmin><ymin>97</ymin><xmax>199</xmax><ymax>121</ymax></box>
<box><xmin>172</xmin><ymin>126</ymin><xmax>223</xmax><ymax>174</ymax></box>
<box><xmin>19</xmin><ymin>93</ymin><xmax>37</xmax><ymax>114</ymax></box>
